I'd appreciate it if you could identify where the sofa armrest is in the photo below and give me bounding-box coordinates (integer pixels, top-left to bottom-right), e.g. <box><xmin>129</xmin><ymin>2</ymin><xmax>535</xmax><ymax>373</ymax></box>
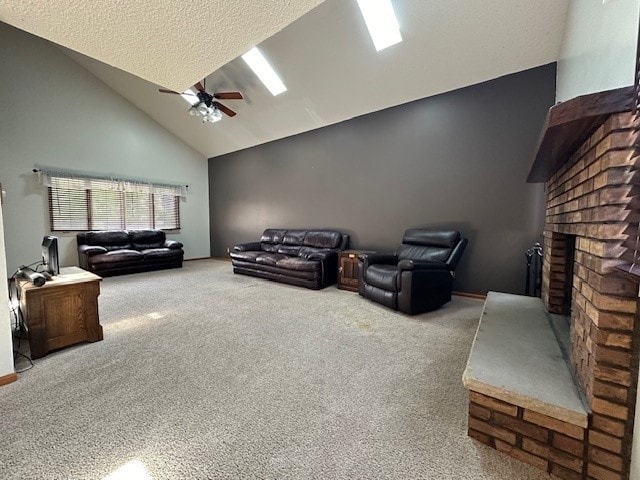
<box><xmin>78</xmin><ymin>245</ymin><xmax>107</xmax><ymax>256</ymax></box>
<box><xmin>446</xmin><ymin>238</ymin><xmax>468</xmax><ymax>271</ymax></box>
<box><xmin>233</xmin><ymin>242</ymin><xmax>262</xmax><ymax>252</ymax></box>
<box><xmin>299</xmin><ymin>249</ymin><xmax>336</xmax><ymax>261</ymax></box>
<box><xmin>164</xmin><ymin>240</ymin><xmax>183</xmax><ymax>250</ymax></box>
<box><xmin>397</xmin><ymin>260</ymin><xmax>448</xmax><ymax>271</ymax></box>
<box><xmin>299</xmin><ymin>249</ymin><xmax>339</xmax><ymax>286</ymax></box>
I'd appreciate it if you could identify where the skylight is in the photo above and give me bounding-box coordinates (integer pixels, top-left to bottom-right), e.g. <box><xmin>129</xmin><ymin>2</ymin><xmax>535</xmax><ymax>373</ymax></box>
<box><xmin>356</xmin><ymin>0</ymin><xmax>402</xmax><ymax>51</ymax></box>
<box><xmin>181</xmin><ymin>89</ymin><xmax>199</xmax><ymax>106</ymax></box>
<box><xmin>241</xmin><ymin>47</ymin><xmax>287</xmax><ymax>96</ymax></box>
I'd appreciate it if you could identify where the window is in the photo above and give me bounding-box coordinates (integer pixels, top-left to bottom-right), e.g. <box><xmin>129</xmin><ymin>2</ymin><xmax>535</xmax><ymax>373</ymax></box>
<box><xmin>47</xmin><ymin>175</ymin><xmax>181</xmax><ymax>231</ymax></box>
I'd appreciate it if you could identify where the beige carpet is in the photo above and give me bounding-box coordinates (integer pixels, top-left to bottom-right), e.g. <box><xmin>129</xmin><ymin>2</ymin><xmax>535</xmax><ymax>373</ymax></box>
<box><xmin>1</xmin><ymin>259</ymin><xmax>553</xmax><ymax>479</ymax></box>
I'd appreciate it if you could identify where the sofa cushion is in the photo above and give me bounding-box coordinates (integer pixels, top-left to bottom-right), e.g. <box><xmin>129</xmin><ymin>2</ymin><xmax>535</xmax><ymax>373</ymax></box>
<box><xmin>256</xmin><ymin>253</ymin><xmax>288</xmax><ymax>266</ymax></box>
<box><xmin>365</xmin><ymin>264</ymin><xmax>398</xmax><ymax>292</ymax></box>
<box><xmin>260</xmin><ymin>229</ymin><xmax>287</xmax><ymax>244</ymax></box>
<box><xmin>277</xmin><ymin>245</ymin><xmax>302</xmax><ymax>256</ymax></box>
<box><xmin>298</xmin><ymin>247</ymin><xmax>328</xmax><ymax>257</ymax></box>
<box><xmin>141</xmin><ymin>248</ymin><xmax>182</xmax><ymax>260</ymax></box>
<box><xmin>85</xmin><ymin>231</ymin><xmax>131</xmax><ymax>252</ymax></box>
<box><xmin>303</xmin><ymin>230</ymin><xmax>342</xmax><ymax>249</ymax></box>
<box><xmin>130</xmin><ymin>230</ymin><xmax>166</xmax><ymax>249</ymax></box>
<box><xmin>233</xmin><ymin>260</ymin><xmax>321</xmax><ymax>280</ymax></box>
<box><xmin>261</xmin><ymin>243</ymin><xmax>280</xmax><ymax>253</ymax></box>
<box><xmin>283</xmin><ymin>230</ymin><xmax>306</xmax><ymax>245</ymax></box>
<box><xmin>275</xmin><ymin>256</ymin><xmax>320</xmax><ymax>272</ymax></box>
<box><xmin>90</xmin><ymin>249</ymin><xmax>144</xmax><ymax>265</ymax></box>
<box><xmin>230</xmin><ymin>250</ymin><xmax>262</xmax><ymax>262</ymax></box>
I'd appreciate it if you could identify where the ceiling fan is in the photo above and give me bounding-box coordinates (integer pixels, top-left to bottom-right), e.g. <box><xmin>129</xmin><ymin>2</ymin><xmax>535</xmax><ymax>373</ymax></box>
<box><xmin>159</xmin><ymin>80</ymin><xmax>243</xmax><ymax>123</ymax></box>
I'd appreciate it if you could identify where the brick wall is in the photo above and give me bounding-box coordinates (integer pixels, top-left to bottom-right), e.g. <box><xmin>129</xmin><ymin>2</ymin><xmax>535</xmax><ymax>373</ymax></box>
<box><xmin>539</xmin><ymin>112</ymin><xmax>640</xmax><ymax>479</ymax></box>
<box><xmin>469</xmin><ymin>391</ymin><xmax>587</xmax><ymax>479</ymax></box>
<box><xmin>467</xmin><ymin>390</ymin><xmax>635</xmax><ymax>480</ymax></box>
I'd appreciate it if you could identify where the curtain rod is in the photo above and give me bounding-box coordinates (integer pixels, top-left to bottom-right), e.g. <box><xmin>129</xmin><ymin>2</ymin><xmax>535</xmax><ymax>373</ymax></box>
<box><xmin>32</xmin><ymin>167</ymin><xmax>188</xmax><ymax>189</ymax></box>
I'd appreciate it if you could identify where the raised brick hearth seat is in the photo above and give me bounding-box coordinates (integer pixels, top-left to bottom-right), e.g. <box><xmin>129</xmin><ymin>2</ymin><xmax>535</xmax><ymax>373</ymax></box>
<box><xmin>230</xmin><ymin>229</ymin><xmax>350</xmax><ymax>289</ymax></box>
<box><xmin>77</xmin><ymin>230</ymin><xmax>184</xmax><ymax>277</ymax></box>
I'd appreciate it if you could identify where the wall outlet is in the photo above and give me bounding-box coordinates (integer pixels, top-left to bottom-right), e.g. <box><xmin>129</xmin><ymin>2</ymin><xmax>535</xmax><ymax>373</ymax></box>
<box><xmin>226</xmin><ymin>247</ymin><xmax>230</xmax><ymax>254</ymax></box>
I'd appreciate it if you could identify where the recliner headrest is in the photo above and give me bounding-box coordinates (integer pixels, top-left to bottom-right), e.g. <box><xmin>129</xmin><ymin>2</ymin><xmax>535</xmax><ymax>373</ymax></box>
<box><xmin>402</xmin><ymin>229</ymin><xmax>461</xmax><ymax>248</ymax></box>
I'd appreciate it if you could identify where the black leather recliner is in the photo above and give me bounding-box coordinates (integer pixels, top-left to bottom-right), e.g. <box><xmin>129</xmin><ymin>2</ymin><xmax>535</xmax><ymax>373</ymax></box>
<box><xmin>359</xmin><ymin>229</ymin><xmax>467</xmax><ymax>315</ymax></box>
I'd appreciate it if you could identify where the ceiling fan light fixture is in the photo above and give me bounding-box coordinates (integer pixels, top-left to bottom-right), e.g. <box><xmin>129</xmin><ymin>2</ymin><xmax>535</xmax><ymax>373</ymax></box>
<box><xmin>197</xmin><ymin>103</ymin><xmax>209</xmax><ymax>115</ymax></box>
<box><xmin>357</xmin><ymin>0</ymin><xmax>402</xmax><ymax>51</ymax></box>
<box><xmin>242</xmin><ymin>47</ymin><xmax>287</xmax><ymax>96</ymax></box>
<box><xmin>188</xmin><ymin>105</ymin><xmax>199</xmax><ymax>116</ymax></box>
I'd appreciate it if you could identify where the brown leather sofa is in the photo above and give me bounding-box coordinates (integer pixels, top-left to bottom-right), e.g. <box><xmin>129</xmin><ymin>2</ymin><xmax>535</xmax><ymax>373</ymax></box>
<box><xmin>230</xmin><ymin>229</ymin><xmax>349</xmax><ymax>289</ymax></box>
<box><xmin>77</xmin><ymin>230</ymin><xmax>184</xmax><ymax>277</ymax></box>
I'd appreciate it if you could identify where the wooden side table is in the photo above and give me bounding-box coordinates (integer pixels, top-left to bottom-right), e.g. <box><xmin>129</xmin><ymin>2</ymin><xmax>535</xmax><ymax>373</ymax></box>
<box><xmin>18</xmin><ymin>267</ymin><xmax>103</xmax><ymax>359</ymax></box>
<box><xmin>338</xmin><ymin>250</ymin><xmax>375</xmax><ymax>292</ymax></box>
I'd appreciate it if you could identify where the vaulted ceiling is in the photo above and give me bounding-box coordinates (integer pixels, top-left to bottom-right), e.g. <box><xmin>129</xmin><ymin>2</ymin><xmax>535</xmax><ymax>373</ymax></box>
<box><xmin>3</xmin><ymin>0</ymin><xmax>570</xmax><ymax>159</ymax></box>
<box><xmin>0</xmin><ymin>0</ymin><xmax>323</xmax><ymax>91</ymax></box>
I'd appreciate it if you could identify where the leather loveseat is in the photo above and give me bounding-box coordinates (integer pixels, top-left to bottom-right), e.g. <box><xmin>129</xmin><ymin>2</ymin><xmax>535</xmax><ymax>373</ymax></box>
<box><xmin>230</xmin><ymin>229</ymin><xmax>349</xmax><ymax>289</ymax></box>
<box><xmin>77</xmin><ymin>230</ymin><xmax>184</xmax><ymax>277</ymax></box>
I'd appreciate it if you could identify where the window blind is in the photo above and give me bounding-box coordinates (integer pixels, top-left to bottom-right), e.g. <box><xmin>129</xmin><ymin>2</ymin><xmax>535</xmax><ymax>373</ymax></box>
<box><xmin>48</xmin><ymin>176</ymin><xmax>180</xmax><ymax>232</ymax></box>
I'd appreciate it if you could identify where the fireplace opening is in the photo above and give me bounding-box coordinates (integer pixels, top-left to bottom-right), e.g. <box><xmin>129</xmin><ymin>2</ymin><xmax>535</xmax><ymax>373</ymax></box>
<box><xmin>562</xmin><ymin>234</ymin><xmax>576</xmax><ymax>318</ymax></box>
<box><xmin>544</xmin><ymin>231</ymin><xmax>576</xmax><ymax>318</ymax></box>
<box><xmin>545</xmin><ymin>233</ymin><xmax>577</xmax><ymax>381</ymax></box>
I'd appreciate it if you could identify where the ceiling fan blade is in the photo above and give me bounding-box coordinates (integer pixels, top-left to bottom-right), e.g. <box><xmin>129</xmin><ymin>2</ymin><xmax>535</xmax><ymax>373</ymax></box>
<box><xmin>159</xmin><ymin>89</ymin><xmax>198</xmax><ymax>98</ymax></box>
<box><xmin>213</xmin><ymin>101</ymin><xmax>237</xmax><ymax>117</ymax></box>
<box><xmin>194</xmin><ymin>81</ymin><xmax>206</xmax><ymax>92</ymax></box>
<box><xmin>213</xmin><ymin>92</ymin><xmax>243</xmax><ymax>100</ymax></box>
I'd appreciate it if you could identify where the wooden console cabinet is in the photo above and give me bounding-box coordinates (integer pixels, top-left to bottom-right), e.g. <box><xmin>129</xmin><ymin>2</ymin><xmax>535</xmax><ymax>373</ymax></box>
<box><xmin>18</xmin><ymin>267</ymin><xmax>103</xmax><ymax>359</ymax></box>
<box><xmin>338</xmin><ymin>250</ymin><xmax>375</xmax><ymax>292</ymax></box>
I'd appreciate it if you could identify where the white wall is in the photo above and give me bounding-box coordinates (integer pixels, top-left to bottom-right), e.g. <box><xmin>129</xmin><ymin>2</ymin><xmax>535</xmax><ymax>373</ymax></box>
<box><xmin>0</xmin><ymin>23</ymin><xmax>210</xmax><ymax>275</ymax></box>
<box><xmin>0</xmin><ymin>198</ymin><xmax>15</xmax><ymax>379</ymax></box>
<box><xmin>556</xmin><ymin>0</ymin><xmax>640</xmax><ymax>102</ymax></box>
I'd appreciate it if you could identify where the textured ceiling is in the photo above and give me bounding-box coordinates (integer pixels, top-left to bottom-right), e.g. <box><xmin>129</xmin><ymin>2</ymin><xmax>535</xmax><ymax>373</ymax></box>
<box><xmin>66</xmin><ymin>0</ymin><xmax>570</xmax><ymax>158</ymax></box>
<box><xmin>0</xmin><ymin>0</ymin><xmax>323</xmax><ymax>92</ymax></box>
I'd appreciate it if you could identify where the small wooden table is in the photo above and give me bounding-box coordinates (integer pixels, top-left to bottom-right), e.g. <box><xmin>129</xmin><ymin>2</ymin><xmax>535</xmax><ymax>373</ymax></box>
<box><xmin>18</xmin><ymin>267</ymin><xmax>103</xmax><ymax>359</ymax></box>
<box><xmin>337</xmin><ymin>250</ymin><xmax>375</xmax><ymax>292</ymax></box>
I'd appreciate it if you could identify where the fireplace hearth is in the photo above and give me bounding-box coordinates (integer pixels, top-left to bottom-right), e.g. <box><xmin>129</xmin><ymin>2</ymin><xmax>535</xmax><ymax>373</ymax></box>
<box><xmin>464</xmin><ymin>87</ymin><xmax>640</xmax><ymax>480</ymax></box>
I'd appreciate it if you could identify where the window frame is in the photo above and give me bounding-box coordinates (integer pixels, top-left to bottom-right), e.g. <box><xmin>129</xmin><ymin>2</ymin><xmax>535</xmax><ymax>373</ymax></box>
<box><xmin>47</xmin><ymin>177</ymin><xmax>181</xmax><ymax>233</ymax></box>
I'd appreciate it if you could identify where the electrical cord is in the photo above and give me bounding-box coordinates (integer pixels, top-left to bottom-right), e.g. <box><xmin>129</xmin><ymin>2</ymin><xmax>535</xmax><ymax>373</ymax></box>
<box><xmin>7</xmin><ymin>259</ymin><xmax>43</xmax><ymax>373</ymax></box>
<box><xmin>10</xmin><ymin>298</ymin><xmax>33</xmax><ymax>373</ymax></box>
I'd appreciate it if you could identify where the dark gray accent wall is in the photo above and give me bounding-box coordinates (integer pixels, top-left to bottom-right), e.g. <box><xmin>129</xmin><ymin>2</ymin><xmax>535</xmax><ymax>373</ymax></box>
<box><xmin>208</xmin><ymin>64</ymin><xmax>556</xmax><ymax>294</ymax></box>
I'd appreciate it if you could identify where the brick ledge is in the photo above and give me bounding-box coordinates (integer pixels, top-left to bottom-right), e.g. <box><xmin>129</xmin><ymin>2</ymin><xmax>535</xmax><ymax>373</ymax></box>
<box><xmin>462</xmin><ymin>292</ymin><xmax>588</xmax><ymax>429</ymax></box>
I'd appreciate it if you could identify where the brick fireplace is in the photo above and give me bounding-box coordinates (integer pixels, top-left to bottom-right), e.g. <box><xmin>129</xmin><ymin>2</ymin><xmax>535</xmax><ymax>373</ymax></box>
<box><xmin>463</xmin><ymin>89</ymin><xmax>640</xmax><ymax>480</ymax></box>
<box><xmin>541</xmin><ymin>110</ymin><xmax>640</xmax><ymax>479</ymax></box>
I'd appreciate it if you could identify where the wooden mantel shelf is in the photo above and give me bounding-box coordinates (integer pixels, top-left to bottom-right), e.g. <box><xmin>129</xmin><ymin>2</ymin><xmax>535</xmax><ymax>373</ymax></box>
<box><xmin>614</xmin><ymin>262</ymin><xmax>640</xmax><ymax>284</ymax></box>
<box><xmin>527</xmin><ymin>86</ymin><xmax>633</xmax><ymax>183</ymax></box>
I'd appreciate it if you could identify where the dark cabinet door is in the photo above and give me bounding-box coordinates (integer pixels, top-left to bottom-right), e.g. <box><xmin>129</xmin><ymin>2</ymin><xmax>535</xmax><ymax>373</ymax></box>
<box><xmin>338</xmin><ymin>252</ymin><xmax>360</xmax><ymax>292</ymax></box>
